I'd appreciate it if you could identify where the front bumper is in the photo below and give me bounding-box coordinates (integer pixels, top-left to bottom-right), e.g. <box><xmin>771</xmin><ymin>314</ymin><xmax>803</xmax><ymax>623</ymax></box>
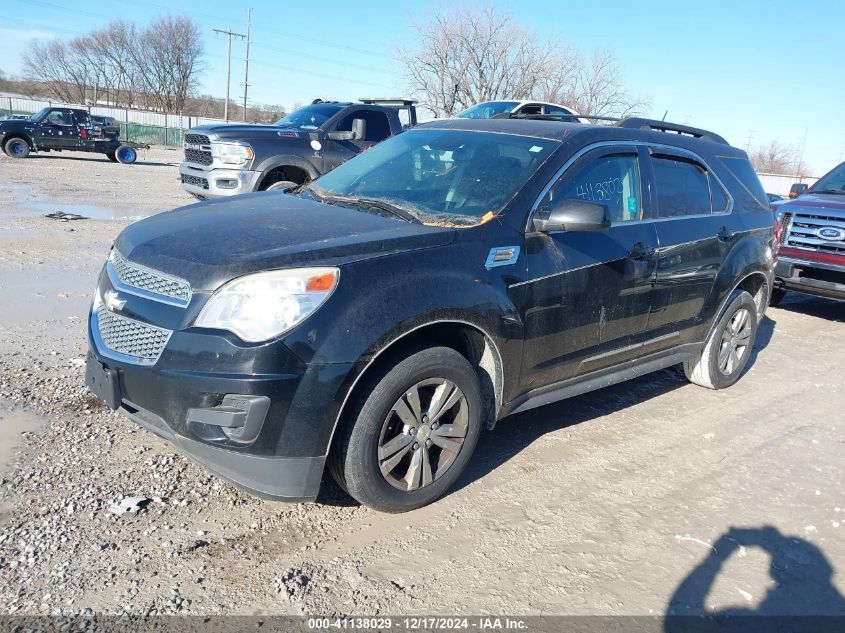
<box><xmin>179</xmin><ymin>163</ymin><xmax>262</xmax><ymax>198</ymax></box>
<box><xmin>86</xmin><ymin>300</ymin><xmax>355</xmax><ymax>500</ymax></box>
<box><xmin>775</xmin><ymin>256</ymin><xmax>845</xmax><ymax>301</ymax></box>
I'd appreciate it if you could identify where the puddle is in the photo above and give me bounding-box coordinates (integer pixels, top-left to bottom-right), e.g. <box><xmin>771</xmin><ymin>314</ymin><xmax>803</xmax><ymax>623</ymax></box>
<box><xmin>0</xmin><ymin>400</ymin><xmax>46</xmax><ymax>475</ymax></box>
<box><xmin>1</xmin><ymin>182</ymin><xmax>143</xmax><ymax>221</ymax></box>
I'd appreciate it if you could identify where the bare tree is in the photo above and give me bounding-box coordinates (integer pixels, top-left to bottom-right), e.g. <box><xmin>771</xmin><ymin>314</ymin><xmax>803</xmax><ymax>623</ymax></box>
<box><xmin>400</xmin><ymin>4</ymin><xmax>645</xmax><ymax>119</ymax></box>
<box><xmin>750</xmin><ymin>141</ymin><xmax>809</xmax><ymax>176</ymax></box>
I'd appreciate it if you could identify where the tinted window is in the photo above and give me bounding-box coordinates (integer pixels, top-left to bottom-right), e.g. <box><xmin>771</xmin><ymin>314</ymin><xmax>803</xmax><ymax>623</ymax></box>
<box><xmin>710</xmin><ymin>176</ymin><xmax>729</xmax><ymax>212</ymax></box>
<box><xmin>545</xmin><ymin>105</ymin><xmax>576</xmax><ymax>117</ymax></box>
<box><xmin>811</xmin><ymin>161</ymin><xmax>845</xmax><ymax>193</ymax></box>
<box><xmin>518</xmin><ymin>104</ymin><xmax>542</xmax><ymax>115</ymax></box>
<box><xmin>652</xmin><ymin>155</ymin><xmax>711</xmax><ymax>217</ymax></box>
<box><xmin>337</xmin><ymin>110</ymin><xmax>391</xmax><ymax>142</ymax></box>
<box><xmin>547</xmin><ymin>153</ymin><xmax>642</xmax><ymax>223</ymax></box>
<box><xmin>45</xmin><ymin>110</ymin><xmax>73</xmax><ymax>125</ymax></box>
<box><xmin>716</xmin><ymin>156</ymin><xmax>769</xmax><ymax>211</ymax></box>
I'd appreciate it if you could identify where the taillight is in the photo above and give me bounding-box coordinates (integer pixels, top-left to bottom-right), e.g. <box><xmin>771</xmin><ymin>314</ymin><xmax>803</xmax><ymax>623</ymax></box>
<box><xmin>80</xmin><ymin>128</ymin><xmax>88</xmax><ymax>140</ymax></box>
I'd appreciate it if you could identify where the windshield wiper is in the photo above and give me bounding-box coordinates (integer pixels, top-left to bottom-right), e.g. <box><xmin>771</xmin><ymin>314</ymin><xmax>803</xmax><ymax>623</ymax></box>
<box><xmin>813</xmin><ymin>188</ymin><xmax>845</xmax><ymax>195</ymax></box>
<box><xmin>305</xmin><ymin>190</ymin><xmax>422</xmax><ymax>224</ymax></box>
<box><xmin>352</xmin><ymin>198</ymin><xmax>422</xmax><ymax>224</ymax></box>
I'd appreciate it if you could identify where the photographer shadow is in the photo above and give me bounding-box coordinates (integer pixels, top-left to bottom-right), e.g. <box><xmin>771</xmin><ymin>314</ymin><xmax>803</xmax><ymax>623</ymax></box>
<box><xmin>666</xmin><ymin>525</ymin><xmax>845</xmax><ymax>632</ymax></box>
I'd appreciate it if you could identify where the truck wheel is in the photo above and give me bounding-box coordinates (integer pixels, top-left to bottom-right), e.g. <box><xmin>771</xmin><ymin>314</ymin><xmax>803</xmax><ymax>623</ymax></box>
<box><xmin>769</xmin><ymin>288</ymin><xmax>786</xmax><ymax>307</ymax></box>
<box><xmin>106</xmin><ymin>151</ymin><xmax>118</xmax><ymax>163</ymax></box>
<box><xmin>265</xmin><ymin>180</ymin><xmax>298</xmax><ymax>193</ymax></box>
<box><xmin>684</xmin><ymin>290</ymin><xmax>758</xmax><ymax>390</ymax></box>
<box><xmin>4</xmin><ymin>138</ymin><xmax>30</xmax><ymax>158</ymax></box>
<box><xmin>115</xmin><ymin>145</ymin><xmax>137</xmax><ymax>164</ymax></box>
<box><xmin>330</xmin><ymin>346</ymin><xmax>483</xmax><ymax>512</ymax></box>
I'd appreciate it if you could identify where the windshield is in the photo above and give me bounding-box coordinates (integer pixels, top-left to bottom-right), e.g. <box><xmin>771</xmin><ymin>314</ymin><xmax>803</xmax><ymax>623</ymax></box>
<box><xmin>457</xmin><ymin>101</ymin><xmax>519</xmax><ymax>119</ymax></box>
<box><xmin>811</xmin><ymin>162</ymin><xmax>845</xmax><ymax>194</ymax></box>
<box><xmin>30</xmin><ymin>107</ymin><xmax>50</xmax><ymax>122</ymax></box>
<box><xmin>274</xmin><ymin>103</ymin><xmax>345</xmax><ymax>130</ymax></box>
<box><xmin>308</xmin><ymin>128</ymin><xmax>559</xmax><ymax>226</ymax></box>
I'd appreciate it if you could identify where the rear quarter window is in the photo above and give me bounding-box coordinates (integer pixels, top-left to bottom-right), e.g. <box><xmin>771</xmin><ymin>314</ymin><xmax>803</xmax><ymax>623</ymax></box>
<box><xmin>716</xmin><ymin>156</ymin><xmax>769</xmax><ymax>211</ymax></box>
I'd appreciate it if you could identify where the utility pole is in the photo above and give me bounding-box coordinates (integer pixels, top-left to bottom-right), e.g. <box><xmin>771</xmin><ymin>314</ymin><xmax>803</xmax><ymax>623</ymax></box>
<box><xmin>242</xmin><ymin>8</ymin><xmax>252</xmax><ymax>122</ymax></box>
<box><xmin>214</xmin><ymin>27</ymin><xmax>246</xmax><ymax>122</ymax></box>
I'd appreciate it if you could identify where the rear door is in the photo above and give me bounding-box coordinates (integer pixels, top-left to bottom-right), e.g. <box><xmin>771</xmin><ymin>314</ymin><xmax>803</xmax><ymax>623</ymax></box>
<box><xmin>642</xmin><ymin>149</ymin><xmax>738</xmax><ymax>344</ymax></box>
<box><xmin>519</xmin><ymin>145</ymin><xmax>658</xmax><ymax>389</ymax></box>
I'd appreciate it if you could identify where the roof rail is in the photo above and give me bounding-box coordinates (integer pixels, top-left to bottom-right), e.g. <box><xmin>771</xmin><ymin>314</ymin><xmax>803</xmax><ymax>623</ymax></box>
<box><xmin>359</xmin><ymin>97</ymin><xmax>418</xmax><ymax>106</ymax></box>
<box><xmin>616</xmin><ymin>117</ymin><xmax>728</xmax><ymax>145</ymax></box>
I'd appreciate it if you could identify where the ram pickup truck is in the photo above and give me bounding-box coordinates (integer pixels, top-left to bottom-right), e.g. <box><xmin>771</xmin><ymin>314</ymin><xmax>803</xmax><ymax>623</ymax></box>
<box><xmin>179</xmin><ymin>98</ymin><xmax>417</xmax><ymax>199</ymax></box>
<box><xmin>772</xmin><ymin>161</ymin><xmax>845</xmax><ymax>305</ymax></box>
<box><xmin>0</xmin><ymin>107</ymin><xmax>144</xmax><ymax>163</ymax></box>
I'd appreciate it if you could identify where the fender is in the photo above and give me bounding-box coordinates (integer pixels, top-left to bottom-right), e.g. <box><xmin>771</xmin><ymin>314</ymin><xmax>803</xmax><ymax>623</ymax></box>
<box><xmin>698</xmin><ymin>227</ymin><xmax>774</xmax><ymax>339</ymax></box>
<box><xmin>253</xmin><ymin>154</ymin><xmax>320</xmax><ymax>185</ymax></box>
<box><xmin>2</xmin><ymin>132</ymin><xmax>34</xmax><ymax>150</ymax></box>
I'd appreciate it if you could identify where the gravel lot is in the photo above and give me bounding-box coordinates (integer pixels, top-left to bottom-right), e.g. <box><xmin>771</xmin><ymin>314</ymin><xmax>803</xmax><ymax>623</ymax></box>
<box><xmin>0</xmin><ymin>148</ymin><xmax>843</xmax><ymax>619</ymax></box>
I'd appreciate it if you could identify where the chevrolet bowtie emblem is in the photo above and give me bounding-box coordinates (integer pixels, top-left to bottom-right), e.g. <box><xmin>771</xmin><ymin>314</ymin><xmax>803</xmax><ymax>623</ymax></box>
<box><xmin>104</xmin><ymin>289</ymin><xmax>127</xmax><ymax>312</ymax></box>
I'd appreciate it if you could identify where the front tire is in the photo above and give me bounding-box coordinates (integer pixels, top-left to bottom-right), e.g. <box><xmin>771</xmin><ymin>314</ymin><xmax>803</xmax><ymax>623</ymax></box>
<box><xmin>4</xmin><ymin>137</ymin><xmax>30</xmax><ymax>158</ymax></box>
<box><xmin>330</xmin><ymin>346</ymin><xmax>484</xmax><ymax>512</ymax></box>
<box><xmin>684</xmin><ymin>290</ymin><xmax>758</xmax><ymax>390</ymax></box>
<box><xmin>265</xmin><ymin>180</ymin><xmax>298</xmax><ymax>193</ymax></box>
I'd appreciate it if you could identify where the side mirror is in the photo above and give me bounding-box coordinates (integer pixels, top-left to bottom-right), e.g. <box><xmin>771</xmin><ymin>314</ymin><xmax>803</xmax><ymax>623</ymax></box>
<box><xmin>533</xmin><ymin>199</ymin><xmax>611</xmax><ymax>233</ymax></box>
<box><xmin>326</xmin><ymin>118</ymin><xmax>367</xmax><ymax>142</ymax></box>
<box><xmin>789</xmin><ymin>183</ymin><xmax>808</xmax><ymax>199</ymax></box>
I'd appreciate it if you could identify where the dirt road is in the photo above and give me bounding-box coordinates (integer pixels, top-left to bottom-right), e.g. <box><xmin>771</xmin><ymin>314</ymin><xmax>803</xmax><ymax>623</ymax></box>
<box><xmin>1</xmin><ymin>149</ymin><xmax>843</xmax><ymax>618</ymax></box>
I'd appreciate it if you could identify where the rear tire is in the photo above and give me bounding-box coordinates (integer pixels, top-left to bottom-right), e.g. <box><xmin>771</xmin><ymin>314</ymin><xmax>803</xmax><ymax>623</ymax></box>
<box><xmin>115</xmin><ymin>145</ymin><xmax>137</xmax><ymax>164</ymax></box>
<box><xmin>4</xmin><ymin>137</ymin><xmax>30</xmax><ymax>158</ymax></box>
<box><xmin>330</xmin><ymin>346</ymin><xmax>483</xmax><ymax>512</ymax></box>
<box><xmin>265</xmin><ymin>180</ymin><xmax>298</xmax><ymax>192</ymax></box>
<box><xmin>684</xmin><ymin>290</ymin><xmax>758</xmax><ymax>390</ymax></box>
<box><xmin>769</xmin><ymin>287</ymin><xmax>787</xmax><ymax>307</ymax></box>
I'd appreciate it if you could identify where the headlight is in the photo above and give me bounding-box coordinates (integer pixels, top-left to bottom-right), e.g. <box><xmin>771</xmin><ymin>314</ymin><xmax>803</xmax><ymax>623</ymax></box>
<box><xmin>211</xmin><ymin>142</ymin><xmax>254</xmax><ymax>165</ymax></box>
<box><xmin>194</xmin><ymin>268</ymin><xmax>339</xmax><ymax>342</ymax></box>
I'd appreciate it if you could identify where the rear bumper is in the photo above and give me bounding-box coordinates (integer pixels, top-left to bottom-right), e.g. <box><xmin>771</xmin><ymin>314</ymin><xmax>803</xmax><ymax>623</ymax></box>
<box><xmin>775</xmin><ymin>256</ymin><xmax>845</xmax><ymax>301</ymax></box>
<box><xmin>179</xmin><ymin>163</ymin><xmax>261</xmax><ymax>198</ymax></box>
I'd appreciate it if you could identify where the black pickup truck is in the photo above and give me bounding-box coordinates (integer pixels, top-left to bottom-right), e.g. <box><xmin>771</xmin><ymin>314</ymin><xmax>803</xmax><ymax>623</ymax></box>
<box><xmin>0</xmin><ymin>107</ymin><xmax>145</xmax><ymax>163</ymax></box>
<box><xmin>179</xmin><ymin>98</ymin><xmax>417</xmax><ymax>199</ymax></box>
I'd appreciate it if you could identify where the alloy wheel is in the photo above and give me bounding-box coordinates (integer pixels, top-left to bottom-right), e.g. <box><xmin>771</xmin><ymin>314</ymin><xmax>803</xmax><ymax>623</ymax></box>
<box><xmin>718</xmin><ymin>307</ymin><xmax>752</xmax><ymax>375</ymax></box>
<box><xmin>378</xmin><ymin>378</ymin><xmax>469</xmax><ymax>491</ymax></box>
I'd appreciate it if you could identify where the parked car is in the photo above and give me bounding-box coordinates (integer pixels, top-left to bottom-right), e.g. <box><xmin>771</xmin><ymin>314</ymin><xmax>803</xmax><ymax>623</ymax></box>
<box><xmin>89</xmin><ymin>115</ymin><xmax>120</xmax><ymax>139</ymax></box>
<box><xmin>771</xmin><ymin>161</ymin><xmax>845</xmax><ymax>305</ymax></box>
<box><xmin>767</xmin><ymin>192</ymin><xmax>784</xmax><ymax>203</ymax></box>
<box><xmin>0</xmin><ymin>107</ymin><xmax>145</xmax><ymax>163</ymax></box>
<box><xmin>179</xmin><ymin>98</ymin><xmax>417</xmax><ymax>199</ymax></box>
<box><xmin>457</xmin><ymin>100</ymin><xmax>585</xmax><ymax>122</ymax></box>
<box><xmin>86</xmin><ymin>116</ymin><xmax>774</xmax><ymax>512</ymax></box>
<box><xmin>2</xmin><ymin>114</ymin><xmax>30</xmax><ymax>120</ymax></box>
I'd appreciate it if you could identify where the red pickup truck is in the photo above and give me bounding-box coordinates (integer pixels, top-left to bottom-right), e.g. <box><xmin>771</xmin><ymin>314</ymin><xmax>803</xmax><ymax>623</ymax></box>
<box><xmin>772</xmin><ymin>161</ymin><xmax>845</xmax><ymax>305</ymax></box>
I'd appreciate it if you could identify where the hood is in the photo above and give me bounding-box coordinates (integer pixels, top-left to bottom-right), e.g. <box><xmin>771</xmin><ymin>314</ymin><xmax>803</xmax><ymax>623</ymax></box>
<box><xmin>114</xmin><ymin>193</ymin><xmax>455</xmax><ymax>291</ymax></box>
<box><xmin>781</xmin><ymin>192</ymin><xmax>845</xmax><ymax>212</ymax></box>
<box><xmin>188</xmin><ymin>123</ymin><xmax>309</xmax><ymax>141</ymax></box>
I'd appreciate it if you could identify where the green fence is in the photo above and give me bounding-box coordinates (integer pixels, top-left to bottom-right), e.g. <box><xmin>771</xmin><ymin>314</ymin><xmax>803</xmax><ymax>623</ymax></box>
<box><xmin>1</xmin><ymin>108</ymin><xmax>185</xmax><ymax>147</ymax></box>
<box><xmin>119</xmin><ymin>122</ymin><xmax>184</xmax><ymax>147</ymax></box>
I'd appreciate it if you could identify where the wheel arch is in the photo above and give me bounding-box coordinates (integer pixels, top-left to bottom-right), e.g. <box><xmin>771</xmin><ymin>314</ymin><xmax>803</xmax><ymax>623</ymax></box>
<box><xmin>3</xmin><ymin>133</ymin><xmax>33</xmax><ymax>149</ymax></box>
<box><xmin>255</xmin><ymin>156</ymin><xmax>319</xmax><ymax>190</ymax></box>
<box><xmin>326</xmin><ymin>319</ymin><xmax>505</xmax><ymax>458</ymax></box>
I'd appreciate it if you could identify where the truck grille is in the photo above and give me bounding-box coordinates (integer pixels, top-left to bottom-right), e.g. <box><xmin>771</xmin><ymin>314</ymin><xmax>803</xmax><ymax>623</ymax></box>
<box><xmin>184</xmin><ymin>134</ymin><xmax>210</xmax><ymax>145</ymax></box>
<box><xmin>109</xmin><ymin>250</ymin><xmax>192</xmax><ymax>305</ymax></box>
<box><xmin>181</xmin><ymin>173</ymin><xmax>209</xmax><ymax>190</ymax></box>
<box><xmin>783</xmin><ymin>211</ymin><xmax>845</xmax><ymax>255</ymax></box>
<box><xmin>184</xmin><ymin>148</ymin><xmax>213</xmax><ymax>166</ymax></box>
<box><xmin>95</xmin><ymin>304</ymin><xmax>172</xmax><ymax>364</ymax></box>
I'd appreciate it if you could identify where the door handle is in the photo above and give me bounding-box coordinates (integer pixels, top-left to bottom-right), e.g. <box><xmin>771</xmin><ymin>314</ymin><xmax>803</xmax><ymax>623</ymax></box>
<box><xmin>627</xmin><ymin>242</ymin><xmax>656</xmax><ymax>260</ymax></box>
<box><xmin>717</xmin><ymin>226</ymin><xmax>736</xmax><ymax>242</ymax></box>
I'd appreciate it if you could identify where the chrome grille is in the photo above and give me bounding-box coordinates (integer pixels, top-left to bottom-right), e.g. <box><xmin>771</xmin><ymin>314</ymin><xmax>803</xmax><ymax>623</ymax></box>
<box><xmin>783</xmin><ymin>211</ymin><xmax>845</xmax><ymax>255</ymax></box>
<box><xmin>181</xmin><ymin>173</ymin><xmax>209</xmax><ymax>190</ymax></box>
<box><xmin>96</xmin><ymin>305</ymin><xmax>171</xmax><ymax>364</ymax></box>
<box><xmin>184</xmin><ymin>148</ymin><xmax>212</xmax><ymax>166</ymax></box>
<box><xmin>109</xmin><ymin>250</ymin><xmax>192</xmax><ymax>305</ymax></box>
<box><xmin>184</xmin><ymin>133</ymin><xmax>210</xmax><ymax>145</ymax></box>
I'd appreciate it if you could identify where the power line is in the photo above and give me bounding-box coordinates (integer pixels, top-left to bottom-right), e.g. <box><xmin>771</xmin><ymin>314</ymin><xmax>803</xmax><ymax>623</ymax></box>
<box><xmin>242</xmin><ymin>8</ymin><xmax>251</xmax><ymax>122</ymax></box>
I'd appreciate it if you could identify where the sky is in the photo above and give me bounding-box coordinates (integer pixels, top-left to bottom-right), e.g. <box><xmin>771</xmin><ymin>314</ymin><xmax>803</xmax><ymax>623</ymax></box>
<box><xmin>1</xmin><ymin>0</ymin><xmax>843</xmax><ymax>175</ymax></box>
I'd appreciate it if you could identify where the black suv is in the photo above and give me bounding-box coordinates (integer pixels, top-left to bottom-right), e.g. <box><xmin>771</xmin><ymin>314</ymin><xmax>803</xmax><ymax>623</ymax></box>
<box><xmin>86</xmin><ymin>117</ymin><xmax>775</xmax><ymax>512</ymax></box>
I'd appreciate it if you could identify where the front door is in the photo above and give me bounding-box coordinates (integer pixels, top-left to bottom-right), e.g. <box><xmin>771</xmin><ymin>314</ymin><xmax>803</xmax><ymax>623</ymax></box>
<box><xmin>322</xmin><ymin>108</ymin><xmax>393</xmax><ymax>171</ymax></box>
<box><xmin>520</xmin><ymin>147</ymin><xmax>658</xmax><ymax>391</ymax></box>
<box><xmin>35</xmin><ymin>110</ymin><xmax>74</xmax><ymax>149</ymax></box>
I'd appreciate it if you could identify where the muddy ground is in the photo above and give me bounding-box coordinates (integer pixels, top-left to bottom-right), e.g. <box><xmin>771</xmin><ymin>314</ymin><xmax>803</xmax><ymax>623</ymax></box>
<box><xmin>0</xmin><ymin>148</ymin><xmax>843</xmax><ymax>619</ymax></box>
